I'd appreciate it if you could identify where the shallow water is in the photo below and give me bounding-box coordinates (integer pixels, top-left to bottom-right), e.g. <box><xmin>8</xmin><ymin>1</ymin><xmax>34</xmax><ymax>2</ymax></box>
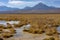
<box><xmin>0</xmin><ymin>21</ymin><xmax>60</xmax><ymax>40</ymax></box>
<box><xmin>7</xmin><ymin>21</ymin><xmax>20</xmax><ymax>24</ymax></box>
<box><xmin>57</xmin><ymin>26</ymin><xmax>60</xmax><ymax>33</ymax></box>
<box><xmin>14</xmin><ymin>24</ymin><xmax>31</xmax><ymax>37</ymax></box>
<box><xmin>0</xmin><ymin>21</ymin><xmax>20</xmax><ymax>26</ymax></box>
<box><xmin>0</xmin><ymin>21</ymin><xmax>6</xmax><ymax>25</ymax></box>
<box><xmin>0</xmin><ymin>21</ymin><xmax>31</xmax><ymax>37</ymax></box>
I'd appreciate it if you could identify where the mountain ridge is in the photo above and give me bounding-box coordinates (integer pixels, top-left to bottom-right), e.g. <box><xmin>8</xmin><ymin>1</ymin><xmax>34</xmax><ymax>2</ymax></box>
<box><xmin>0</xmin><ymin>6</ymin><xmax>20</xmax><ymax>11</ymax></box>
<box><xmin>0</xmin><ymin>3</ymin><xmax>60</xmax><ymax>13</ymax></box>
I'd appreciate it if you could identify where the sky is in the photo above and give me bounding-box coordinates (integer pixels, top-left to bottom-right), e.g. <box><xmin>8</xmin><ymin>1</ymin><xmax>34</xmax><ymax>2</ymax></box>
<box><xmin>0</xmin><ymin>0</ymin><xmax>60</xmax><ymax>9</ymax></box>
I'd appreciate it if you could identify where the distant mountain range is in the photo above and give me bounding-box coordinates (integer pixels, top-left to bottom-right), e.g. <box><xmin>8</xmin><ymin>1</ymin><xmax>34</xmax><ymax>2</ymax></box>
<box><xmin>22</xmin><ymin>3</ymin><xmax>56</xmax><ymax>10</ymax></box>
<box><xmin>0</xmin><ymin>6</ymin><xmax>20</xmax><ymax>11</ymax></box>
<box><xmin>0</xmin><ymin>3</ymin><xmax>60</xmax><ymax>13</ymax></box>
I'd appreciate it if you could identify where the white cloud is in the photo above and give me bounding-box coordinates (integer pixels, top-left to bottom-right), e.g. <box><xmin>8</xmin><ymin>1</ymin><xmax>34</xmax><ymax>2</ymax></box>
<box><xmin>0</xmin><ymin>0</ymin><xmax>60</xmax><ymax>9</ymax></box>
<box><xmin>0</xmin><ymin>0</ymin><xmax>40</xmax><ymax>9</ymax></box>
<box><xmin>6</xmin><ymin>0</ymin><xmax>40</xmax><ymax>9</ymax></box>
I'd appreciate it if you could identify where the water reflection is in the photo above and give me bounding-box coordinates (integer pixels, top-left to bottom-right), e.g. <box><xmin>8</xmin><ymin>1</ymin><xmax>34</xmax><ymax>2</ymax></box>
<box><xmin>0</xmin><ymin>21</ymin><xmax>20</xmax><ymax>26</ymax></box>
<box><xmin>0</xmin><ymin>21</ymin><xmax>31</xmax><ymax>37</ymax></box>
<box><xmin>14</xmin><ymin>24</ymin><xmax>31</xmax><ymax>37</ymax></box>
<box><xmin>57</xmin><ymin>26</ymin><xmax>60</xmax><ymax>33</ymax></box>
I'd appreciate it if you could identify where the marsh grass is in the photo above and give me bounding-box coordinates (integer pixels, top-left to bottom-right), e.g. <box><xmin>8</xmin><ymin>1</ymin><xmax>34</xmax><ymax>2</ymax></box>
<box><xmin>0</xmin><ymin>14</ymin><xmax>60</xmax><ymax>39</ymax></box>
<box><xmin>43</xmin><ymin>37</ymin><xmax>55</xmax><ymax>40</ymax></box>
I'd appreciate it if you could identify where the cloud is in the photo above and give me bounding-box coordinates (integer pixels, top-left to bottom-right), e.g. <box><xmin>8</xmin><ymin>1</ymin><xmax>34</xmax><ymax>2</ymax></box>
<box><xmin>0</xmin><ymin>0</ymin><xmax>60</xmax><ymax>8</ymax></box>
<box><xmin>6</xmin><ymin>0</ymin><xmax>40</xmax><ymax>9</ymax></box>
<box><xmin>10</xmin><ymin>0</ymin><xmax>40</xmax><ymax>1</ymax></box>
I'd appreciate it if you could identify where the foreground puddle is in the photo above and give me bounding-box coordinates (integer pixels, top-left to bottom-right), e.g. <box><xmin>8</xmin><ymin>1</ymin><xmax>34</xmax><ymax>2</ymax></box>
<box><xmin>0</xmin><ymin>21</ymin><xmax>31</xmax><ymax>39</ymax></box>
<box><xmin>57</xmin><ymin>26</ymin><xmax>60</xmax><ymax>33</ymax></box>
<box><xmin>0</xmin><ymin>21</ymin><xmax>20</xmax><ymax>26</ymax></box>
<box><xmin>0</xmin><ymin>21</ymin><xmax>60</xmax><ymax>40</ymax></box>
<box><xmin>14</xmin><ymin>24</ymin><xmax>31</xmax><ymax>37</ymax></box>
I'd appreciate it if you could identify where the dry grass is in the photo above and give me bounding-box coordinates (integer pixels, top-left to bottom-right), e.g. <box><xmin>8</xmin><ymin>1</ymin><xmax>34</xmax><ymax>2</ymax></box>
<box><xmin>0</xmin><ymin>14</ymin><xmax>60</xmax><ymax>40</ymax></box>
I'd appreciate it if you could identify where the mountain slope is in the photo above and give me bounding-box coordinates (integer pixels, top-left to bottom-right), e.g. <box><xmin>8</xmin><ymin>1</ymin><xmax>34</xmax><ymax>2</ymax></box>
<box><xmin>32</xmin><ymin>3</ymin><xmax>56</xmax><ymax>10</ymax></box>
<box><xmin>0</xmin><ymin>3</ymin><xmax>60</xmax><ymax>13</ymax></box>
<box><xmin>0</xmin><ymin>6</ymin><xmax>20</xmax><ymax>11</ymax></box>
<box><xmin>22</xmin><ymin>3</ymin><xmax>56</xmax><ymax>10</ymax></box>
<box><xmin>18</xmin><ymin>3</ymin><xmax>60</xmax><ymax>13</ymax></box>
